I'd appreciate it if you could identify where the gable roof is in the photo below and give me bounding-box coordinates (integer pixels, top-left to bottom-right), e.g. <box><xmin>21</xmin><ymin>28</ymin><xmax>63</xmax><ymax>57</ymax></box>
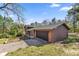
<box><xmin>26</xmin><ymin>22</ymin><xmax>69</xmax><ymax>31</ymax></box>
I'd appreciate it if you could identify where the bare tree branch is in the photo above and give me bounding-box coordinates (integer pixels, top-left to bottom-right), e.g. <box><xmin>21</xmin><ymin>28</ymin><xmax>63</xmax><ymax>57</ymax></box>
<box><xmin>0</xmin><ymin>3</ymin><xmax>10</xmax><ymax>9</ymax></box>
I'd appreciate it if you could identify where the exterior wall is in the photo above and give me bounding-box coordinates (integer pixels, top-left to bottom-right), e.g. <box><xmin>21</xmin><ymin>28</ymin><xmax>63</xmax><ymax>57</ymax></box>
<box><xmin>48</xmin><ymin>30</ymin><xmax>53</xmax><ymax>43</ymax></box>
<box><xmin>52</xmin><ymin>25</ymin><xmax>68</xmax><ymax>42</ymax></box>
<box><xmin>28</xmin><ymin>30</ymin><xmax>35</xmax><ymax>38</ymax></box>
<box><xmin>29</xmin><ymin>30</ymin><xmax>34</xmax><ymax>36</ymax></box>
<box><xmin>24</xmin><ymin>25</ymin><xmax>34</xmax><ymax>35</ymax></box>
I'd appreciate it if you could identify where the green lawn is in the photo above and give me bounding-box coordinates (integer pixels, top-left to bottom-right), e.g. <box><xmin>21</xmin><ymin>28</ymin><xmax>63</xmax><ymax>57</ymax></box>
<box><xmin>7</xmin><ymin>43</ymin><xmax>79</xmax><ymax>56</ymax></box>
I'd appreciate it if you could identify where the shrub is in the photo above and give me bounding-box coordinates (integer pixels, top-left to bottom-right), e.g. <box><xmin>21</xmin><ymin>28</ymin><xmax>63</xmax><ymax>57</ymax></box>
<box><xmin>64</xmin><ymin>35</ymin><xmax>78</xmax><ymax>44</ymax></box>
<box><xmin>16</xmin><ymin>32</ymin><xmax>23</xmax><ymax>37</ymax></box>
<box><xmin>0</xmin><ymin>33</ymin><xmax>9</xmax><ymax>39</ymax></box>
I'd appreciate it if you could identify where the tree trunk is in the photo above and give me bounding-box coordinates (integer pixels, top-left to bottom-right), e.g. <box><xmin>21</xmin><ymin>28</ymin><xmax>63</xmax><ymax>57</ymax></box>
<box><xmin>3</xmin><ymin>16</ymin><xmax>6</xmax><ymax>34</ymax></box>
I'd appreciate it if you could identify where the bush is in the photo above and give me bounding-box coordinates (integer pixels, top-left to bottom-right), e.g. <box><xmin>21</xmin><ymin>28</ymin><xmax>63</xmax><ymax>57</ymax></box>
<box><xmin>64</xmin><ymin>35</ymin><xmax>78</xmax><ymax>44</ymax></box>
<box><xmin>64</xmin><ymin>37</ymin><xmax>76</xmax><ymax>43</ymax></box>
<box><xmin>69</xmin><ymin>28</ymin><xmax>79</xmax><ymax>33</ymax></box>
<box><xmin>0</xmin><ymin>33</ymin><xmax>9</xmax><ymax>39</ymax></box>
<box><xmin>16</xmin><ymin>32</ymin><xmax>23</xmax><ymax>37</ymax></box>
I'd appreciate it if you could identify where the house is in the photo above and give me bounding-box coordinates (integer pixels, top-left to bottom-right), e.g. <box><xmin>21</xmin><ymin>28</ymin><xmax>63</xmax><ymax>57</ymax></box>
<box><xmin>25</xmin><ymin>22</ymin><xmax>69</xmax><ymax>43</ymax></box>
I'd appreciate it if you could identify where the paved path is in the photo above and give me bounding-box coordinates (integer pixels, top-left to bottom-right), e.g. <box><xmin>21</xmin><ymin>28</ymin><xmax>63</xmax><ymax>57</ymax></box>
<box><xmin>0</xmin><ymin>38</ymin><xmax>47</xmax><ymax>56</ymax></box>
<box><xmin>0</xmin><ymin>40</ymin><xmax>28</xmax><ymax>53</ymax></box>
<box><xmin>24</xmin><ymin>38</ymin><xmax>47</xmax><ymax>45</ymax></box>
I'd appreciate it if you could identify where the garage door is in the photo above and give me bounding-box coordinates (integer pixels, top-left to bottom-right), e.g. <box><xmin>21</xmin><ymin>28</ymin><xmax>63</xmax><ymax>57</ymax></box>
<box><xmin>36</xmin><ymin>31</ymin><xmax>48</xmax><ymax>41</ymax></box>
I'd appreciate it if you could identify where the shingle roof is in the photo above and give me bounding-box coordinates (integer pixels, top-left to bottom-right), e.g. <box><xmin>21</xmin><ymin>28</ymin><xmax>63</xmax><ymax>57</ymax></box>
<box><xmin>26</xmin><ymin>22</ymin><xmax>69</xmax><ymax>31</ymax></box>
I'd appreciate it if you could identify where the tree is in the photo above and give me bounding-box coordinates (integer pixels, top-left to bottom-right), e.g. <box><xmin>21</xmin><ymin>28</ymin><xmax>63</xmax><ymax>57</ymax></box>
<box><xmin>0</xmin><ymin>3</ymin><xmax>23</xmax><ymax>18</ymax></box>
<box><xmin>0</xmin><ymin>15</ymin><xmax>3</xmax><ymax>27</ymax></box>
<box><xmin>42</xmin><ymin>20</ymin><xmax>48</xmax><ymax>25</ymax></box>
<box><xmin>67</xmin><ymin>4</ymin><xmax>79</xmax><ymax>32</ymax></box>
<box><xmin>0</xmin><ymin>15</ymin><xmax>24</xmax><ymax>38</ymax></box>
<box><xmin>52</xmin><ymin>17</ymin><xmax>56</xmax><ymax>22</ymax></box>
<box><xmin>0</xmin><ymin>3</ymin><xmax>25</xmax><ymax>36</ymax></box>
<box><xmin>49</xmin><ymin>18</ymin><xmax>56</xmax><ymax>25</ymax></box>
<box><xmin>57</xmin><ymin>19</ymin><xmax>61</xmax><ymax>23</ymax></box>
<box><xmin>0</xmin><ymin>15</ymin><xmax>4</xmax><ymax>33</ymax></box>
<box><xmin>52</xmin><ymin>17</ymin><xmax>56</xmax><ymax>24</ymax></box>
<box><xmin>31</xmin><ymin>23</ymin><xmax>35</xmax><ymax>26</ymax></box>
<box><xmin>34</xmin><ymin>22</ymin><xmax>38</xmax><ymax>26</ymax></box>
<box><xmin>4</xmin><ymin>17</ymin><xmax>14</xmax><ymax>31</ymax></box>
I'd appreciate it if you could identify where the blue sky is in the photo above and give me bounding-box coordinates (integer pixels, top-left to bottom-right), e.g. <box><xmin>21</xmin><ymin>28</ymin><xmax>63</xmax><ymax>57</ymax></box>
<box><xmin>11</xmin><ymin>3</ymin><xmax>73</xmax><ymax>24</ymax></box>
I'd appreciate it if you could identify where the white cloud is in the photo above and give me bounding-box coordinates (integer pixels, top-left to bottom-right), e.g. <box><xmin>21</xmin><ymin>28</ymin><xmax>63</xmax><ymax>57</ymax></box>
<box><xmin>60</xmin><ymin>6</ymin><xmax>72</xmax><ymax>11</ymax></box>
<box><xmin>50</xmin><ymin>3</ymin><xmax>60</xmax><ymax>8</ymax></box>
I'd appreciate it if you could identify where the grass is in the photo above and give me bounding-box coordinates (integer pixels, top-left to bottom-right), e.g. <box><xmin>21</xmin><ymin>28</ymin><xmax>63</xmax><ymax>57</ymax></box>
<box><xmin>7</xmin><ymin>43</ymin><xmax>79</xmax><ymax>56</ymax></box>
<box><xmin>0</xmin><ymin>38</ymin><xmax>19</xmax><ymax>44</ymax></box>
<box><xmin>7</xmin><ymin>35</ymin><xmax>79</xmax><ymax>56</ymax></box>
<box><xmin>7</xmin><ymin>44</ymin><xmax>64</xmax><ymax>56</ymax></box>
<box><xmin>0</xmin><ymin>38</ymin><xmax>8</xmax><ymax>44</ymax></box>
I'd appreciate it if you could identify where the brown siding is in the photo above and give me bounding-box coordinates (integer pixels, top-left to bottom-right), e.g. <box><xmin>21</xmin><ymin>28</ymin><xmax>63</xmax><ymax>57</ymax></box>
<box><xmin>53</xmin><ymin>25</ymin><xmax>68</xmax><ymax>42</ymax></box>
<box><xmin>50</xmin><ymin>30</ymin><xmax>55</xmax><ymax>42</ymax></box>
<box><xmin>48</xmin><ymin>30</ymin><xmax>53</xmax><ymax>43</ymax></box>
<box><xmin>29</xmin><ymin>31</ymin><xmax>34</xmax><ymax>36</ymax></box>
<box><xmin>27</xmin><ymin>30</ymin><xmax>35</xmax><ymax>38</ymax></box>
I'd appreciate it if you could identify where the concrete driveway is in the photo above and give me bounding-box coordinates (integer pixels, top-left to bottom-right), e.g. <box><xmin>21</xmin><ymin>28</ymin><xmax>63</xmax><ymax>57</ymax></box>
<box><xmin>0</xmin><ymin>40</ymin><xmax>28</xmax><ymax>53</ymax></box>
<box><xmin>23</xmin><ymin>38</ymin><xmax>47</xmax><ymax>45</ymax></box>
<box><xmin>0</xmin><ymin>38</ymin><xmax>47</xmax><ymax>56</ymax></box>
